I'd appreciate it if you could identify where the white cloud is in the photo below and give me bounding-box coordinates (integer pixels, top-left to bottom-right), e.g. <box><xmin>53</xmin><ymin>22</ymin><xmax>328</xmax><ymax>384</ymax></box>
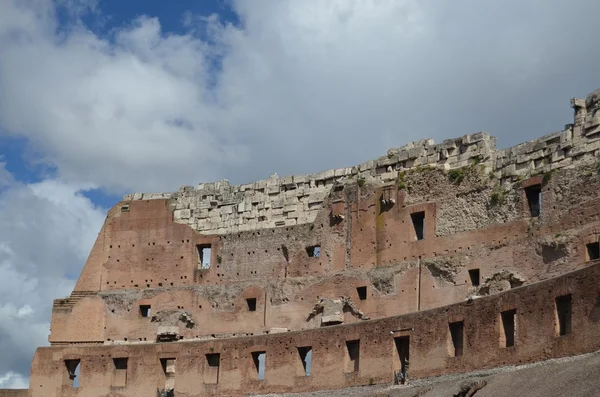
<box><xmin>0</xmin><ymin>163</ymin><xmax>105</xmax><ymax>387</ymax></box>
<box><xmin>0</xmin><ymin>0</ymin><xmax>598</xmax><ymax>192</ymax></box>
<box><xmin>0</xmin><ymin>371</ymin><xmax>29</xmax><ymax>389</ymax></box>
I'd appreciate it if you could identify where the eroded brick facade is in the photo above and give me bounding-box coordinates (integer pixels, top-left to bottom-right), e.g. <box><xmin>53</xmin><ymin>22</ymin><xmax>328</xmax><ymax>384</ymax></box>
<box><xmin>23</xmin><ymin>88</ymin><xmax>600</xmax><ymax>396</ymax></box>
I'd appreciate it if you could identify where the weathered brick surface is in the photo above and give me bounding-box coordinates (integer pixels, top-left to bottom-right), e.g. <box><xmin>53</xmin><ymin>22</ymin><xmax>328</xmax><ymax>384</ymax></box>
<box><xmin>31</xmin><ymin>264</ymin><xmax>600</xmax><ymax>396</ymax></box>
<box><xmin>25</xmin><ymin>88</ymin><xmax>600</xmax><ymax>396</ymax></box>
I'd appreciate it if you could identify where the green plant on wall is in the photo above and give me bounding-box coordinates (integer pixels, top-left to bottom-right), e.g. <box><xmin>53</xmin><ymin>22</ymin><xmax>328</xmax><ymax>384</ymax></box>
<box><xmin>217</xmin><ymin>255</ymin><xmax>222</xmax><ymax>264</ymax></box>
<box><xmin>542</xmin><ymin>170</ymin><xmax>554</xmax><ymax>185</ymax></box>
<box><xmin>490</xmin><ymin>188</ymin><xmax>507</xmax><ymax>206</ymax></box>
<box><xmin>396</xmin><ymin>171</ymin><xmax>407</xmax><ymax>190</ymax></box>
<box><xmin>448</xmin><ymin>168</ymin><xmax>465</xmax><ymax>184</ymax></box>
<box><xmin>357</xmin><ymin>176</ymin><xmax>366</xmax><ymax>187</ymax></box>
<box><xmin>281</xmin><ymin>244</ymin><xmax>289</xmax><ymax>262</ymax></box>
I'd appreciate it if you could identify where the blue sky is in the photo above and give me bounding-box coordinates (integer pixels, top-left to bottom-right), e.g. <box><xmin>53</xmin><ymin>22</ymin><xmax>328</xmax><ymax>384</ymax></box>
<box><xmin>1</xmin><ymin>0</ymin><xmax>600</xmax><ymax>389</ymax></box>
<box><xmin>2</xmin><ymin>0</ymin><xmax>240</xmax><ymax>209</ymax></box>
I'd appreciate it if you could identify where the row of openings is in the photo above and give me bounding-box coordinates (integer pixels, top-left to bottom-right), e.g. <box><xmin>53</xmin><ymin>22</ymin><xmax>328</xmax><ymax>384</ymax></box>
<box><xmin>138</xmin><ymin>298</ymin><xmax>258</xmax><ymax>319</ymax></box>
<box><xmin>63</xmin><ymin>349</ymin><xmax>309</xmax><ymax>389</ymax></box>
<box><xmin>65</xmin><ymin>358</ymin><xmax>128</xmax><ymax>388</ymax></box>
<box><xmin>195</xmin><ymin>244</ymin><xmax>322</xmax><ymax>271</ymax></box>
<box><xmin>448</xmin><ymin>294</ymin><xmax>572</xmax><ymax>356</ymax></box>
<box><xmin>191</xmin><ymin>185</ymin><xmax>543</xmax><ymax>273</ymax></box>
<box><xmin>409</xmin><ymin>183</ymin><xmax>542</xmax><ymax>243</ymax></box>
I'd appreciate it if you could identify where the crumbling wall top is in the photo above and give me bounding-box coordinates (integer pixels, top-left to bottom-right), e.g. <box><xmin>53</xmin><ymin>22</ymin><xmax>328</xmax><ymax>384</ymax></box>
<box><xmin>123</xmin><ymin>89</ymin><xmax>600</xmax><ymax>235</ymax></box>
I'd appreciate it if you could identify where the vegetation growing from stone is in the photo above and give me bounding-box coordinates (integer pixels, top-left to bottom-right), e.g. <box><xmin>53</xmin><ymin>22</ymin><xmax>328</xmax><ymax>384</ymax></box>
<box><xmin>448</xmin><ymin>168</ymin><xmax>465</xmax><ymax>184</ymax></box>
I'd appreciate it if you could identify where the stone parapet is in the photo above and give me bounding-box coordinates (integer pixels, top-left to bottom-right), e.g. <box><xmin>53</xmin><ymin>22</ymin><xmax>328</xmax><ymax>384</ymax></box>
<box><xmin>123</xmin><ymin>89</ymin><xmax>600</xmax><ymax>235</ymax></box>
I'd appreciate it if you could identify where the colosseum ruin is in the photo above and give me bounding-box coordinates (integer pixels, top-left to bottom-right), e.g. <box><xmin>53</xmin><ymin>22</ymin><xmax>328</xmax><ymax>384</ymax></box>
<box><xmin>13</xmin><ymin>88</ymin><xmax>600</xmax><ymax>396</ymax></box>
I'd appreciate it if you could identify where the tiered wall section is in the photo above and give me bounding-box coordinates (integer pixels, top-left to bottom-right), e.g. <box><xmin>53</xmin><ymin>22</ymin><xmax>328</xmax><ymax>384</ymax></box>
<box><xmin>31</xmin><ymin>264</ymin><xmax>600</xmax><ymax>396</ymax></box>
<box><xmin>28</xmin><ymin>88</ymin><xmax>600</xmax><ymax>396</ymax></box>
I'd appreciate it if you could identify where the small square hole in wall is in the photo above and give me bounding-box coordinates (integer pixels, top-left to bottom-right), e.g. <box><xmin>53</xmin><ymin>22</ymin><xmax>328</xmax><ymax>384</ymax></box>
<box><xmin>468</xmin><ymin>269</ymin><xmax>480</xmax><ymax>286</ymax></box>
<box><xmin>140</xmin><ymin>305</ymin><xmax>151</xmax><ymax>317</ymax></box>
<box><xmin>356</xmin><ymin>286</ymin><xmax>367</xmax><ymax>300</ymax></box>
<box><xmin>246</xmin><ymin>298</ymin><xmax>257</xmax><ymax>312</ymax></box>
<box><xmin>411</xmin><ymin>211</ymin><xmax>425</xmax><ymax>240</ymax></box>
<box><xmin>120</xmin><ymin>204</ymin><xmax>130</xmax><ymax>212</ymax></box>
<box><xmin>306</xmin><ymin>245</ymin><xmax>321</xmax><ymax>257</ymax></box>
<box><xmin>586</xmin><ymin>242</ymin><xmax>600</xmax><ymax>261</ymax></box>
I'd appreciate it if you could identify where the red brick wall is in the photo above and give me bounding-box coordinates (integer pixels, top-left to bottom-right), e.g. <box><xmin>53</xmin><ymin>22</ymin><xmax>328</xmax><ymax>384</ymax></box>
<box><xmin>32</xmin><ymin>263</ymin><xmax>600</xmax><ymax>397</ymax></box>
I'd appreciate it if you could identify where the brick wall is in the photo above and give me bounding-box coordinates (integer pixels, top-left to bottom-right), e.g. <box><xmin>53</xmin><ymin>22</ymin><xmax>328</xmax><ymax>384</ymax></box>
<box><xmin>31</xmin><ymin>262</ymin><xmax>600</xmax><ymax>397</ymax></box>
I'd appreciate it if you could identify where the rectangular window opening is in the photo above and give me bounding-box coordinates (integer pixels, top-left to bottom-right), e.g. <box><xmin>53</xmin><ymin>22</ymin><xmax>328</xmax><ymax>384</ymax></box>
<box><xmin>306</xmin><ymin>245</ymin><xmax>321</xmax><ymax>257</ymax></box>
<box><xmin>586</xmin><ymin>242</ymin><xmax>600</xmax><ymax>261</ymax></box>
<box><xmin>525</xmin><ymin>185</ymin><xmax>542</xmax><ymax>217</ymax></box>
<box><xmin>393</xmin><ymin>336</ymin><xmax>410</xmax><ymax>384</ymax></box>
<box><xmin>500</xmin><ymin>309</ymin><xmax>516</xmax><ymax>348</ymax></box>
<box><xmin>556</xmin><ymin>295</ymin><xmax>572</xmax><ymax>336</ymax></box>
<box><xmin>345</xmin><ymin>340</ymin><xmax>360</xmax><ymax>373</ymax></box>
<box><xmin>64</xmin><ymin>359</ymin><xmax>80</xmax><ymax>388</ymax></box>
<box><xmin>252</xmin><ymin>351</ymin><xmax>266</xmax><ymax>380</ymax></box>
<box><xmin>140</xmin><ymin>305</ymin><xmax>151</xmax><ymax>318</ymax></box>
<box><xmin>449</xmin><ymin>321</ymin><xmax>464</xmax><ymax>357</ymax></box>
<box><xmin>205</xmin><ymin>353</ymin><xmax>220</xmax><ymax>384</ymax></box>
<box><xmin>246</xmin><ymin>298</ymin><xmax>257</xmax><ymax>312</ymax></box>
<box><xmin>297</xmin><ymin>346</ymin><xmax>312</xmax><ymax>377</ymax></box>
<box><xmin>197</xmin><ymin>244</ymin><xmax>212</xmax><ymax>269</ymax></box>
<box><xmin>356</xmin><ymin>286</ymin><xmax>367</xmax><ymax>301</ymax></box>
<box><xmin>160</xmin><ymin>358</ymin><xmax>176</xmax><ymax>390</ymax></box>
<box><xmin>112</xmin><ymin>358</ymin><xmax>128</xmax><ymax>387</ymax></box>
<box><xmin>411</xmin><ymin>211</ymin><xmax>425</xmax><ymax>240</ymax></box>
<box><xmin>468</xmin><ymin>269</ymin><xmax>480</xmax><ymax>287</ymax></box>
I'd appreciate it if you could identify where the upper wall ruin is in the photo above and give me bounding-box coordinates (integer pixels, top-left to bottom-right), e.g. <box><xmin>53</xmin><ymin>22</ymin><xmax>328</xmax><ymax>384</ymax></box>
<box><xmin>123</xmin><ymin>89</ymin><xmax>600</xmax><ymax>235</ymax></box>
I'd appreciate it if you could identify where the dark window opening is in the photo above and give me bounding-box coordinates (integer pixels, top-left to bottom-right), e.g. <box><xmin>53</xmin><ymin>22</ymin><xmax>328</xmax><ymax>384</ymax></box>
<box><xmin>160</xmin><ymin>358</ymin><xmax>176</xmax><ymax>390</ymax></box>
<box><xmin>140</xmin><ymin>305</ymin><xmax>151</xmax><ymax>317</ymax></box>
<box><xmin>468</xmin><ymin>269</ymin><xmax>480</xmax><ymax>287</ymax></box>
<box><xmin>556</xmin><ymin>295</ymin><xmax>572</xmax><ymax>336</ymax></box>
<box><xmin>64</xmin><ymin>359</ymin><xmax>80</xmax><ymax>388</ymax></box>
<box><xmin>411</xmin><ymin>211</ymin><xmax>425</xmax><ymax>240</ymax></box>
<box><xmin>197</xmin><ymin>244</ymin><xmax>212</xmax><ymax>269</ymax></box>
<box><xmin>393</xmin><ymin>337</ymin><xmax>410</xmax><ymax>385</ymax></box>
<box><xmin>306</xmin><ymin>245</ymin><xmax>321</xmax><ymax>257</ymax></box>
<box><xmin>501</xmin><ymin>309</ymin><xmax>516</xmax><ymax>347</ymax></box>
<box><xmin>205</xmin><ymin>353</ymin><xmax>220</xmax><ymax>384</ymax></box>
<box><xmin>246</xmin><ymin>298</ymin><xmax>257</xmax><ymax>312</ymax></box>
<box><xmin>449</xmin><ymin>321</ymin><xmax>464</xmax><ymax>357</ymax></box>
<box><xmin>587</xmin><ymin>242</ymin><xmax>600</xmax><ymax>261</ymax></box>
<box><xmin>112</xmin><ymin>358</ymin><xmax>128</xmax><ymax>387</ymax></box>
<box><xmin>252</xmin><ymin>351</ymin><xmax>266</xmax><ymax>380</ymax></box>
<box><xmin>345</xmin><ymin>340</ymin><xmax>360</xmax><ymax>373</ymax></box>
<box><xmin>525</xmin><ymin>185</ymin><xmax>542</xmax><ymax>217</ymax></box>
<box><xmin>297</xmin><ymin>346</ymin><xmax>312</xmax><ymax>377</ymax></box>
<box><xmin>121</xmin><ymin>204</ymin><xmax>130</xmax><ymax>212</ymax></box>
<box><xmin>356</xmin><ymin>286</ymin><xmax>367</xmax><ymax>300</ymax></box>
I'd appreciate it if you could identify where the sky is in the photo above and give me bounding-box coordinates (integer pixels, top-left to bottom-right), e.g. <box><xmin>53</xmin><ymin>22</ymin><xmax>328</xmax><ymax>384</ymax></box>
<box><xmin>0</xmin><ymin>0</ymin><xmax>599</xmax><ymax>388</ymax></box>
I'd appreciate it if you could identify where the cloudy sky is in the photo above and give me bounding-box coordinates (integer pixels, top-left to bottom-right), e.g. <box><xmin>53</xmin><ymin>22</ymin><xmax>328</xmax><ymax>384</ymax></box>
<box><xmin>0</xmin><ymin>0</ymin><xmax>599</xmax><ymax>388</ymax></box>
